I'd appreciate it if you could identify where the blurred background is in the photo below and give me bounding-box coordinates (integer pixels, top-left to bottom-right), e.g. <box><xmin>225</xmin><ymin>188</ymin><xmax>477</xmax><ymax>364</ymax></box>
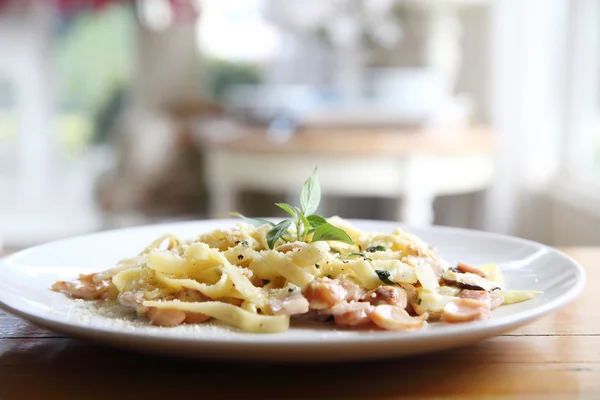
<box><xmin>0</xmin><ymin>0</ymin><xmax>598</xmax><ymax>251</ymax></box>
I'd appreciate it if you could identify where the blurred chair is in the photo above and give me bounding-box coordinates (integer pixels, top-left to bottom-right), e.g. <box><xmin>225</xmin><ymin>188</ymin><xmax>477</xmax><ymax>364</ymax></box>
<box><xmin>95</xmin><ymin>100</ymin><xmax>222</xmax><ymax>227</ymax></box>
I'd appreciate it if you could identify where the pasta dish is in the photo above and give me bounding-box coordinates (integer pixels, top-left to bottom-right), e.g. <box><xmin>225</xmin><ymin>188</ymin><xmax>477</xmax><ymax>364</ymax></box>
<box><xmin>51</xmin><ymin>217</ymin><xmax>540</xmax><ymax>333</ymax></box>
<box><xmin>52</xmin><ymin>169</ymin><xmax>540</xmax><ymax>333</ymax></box>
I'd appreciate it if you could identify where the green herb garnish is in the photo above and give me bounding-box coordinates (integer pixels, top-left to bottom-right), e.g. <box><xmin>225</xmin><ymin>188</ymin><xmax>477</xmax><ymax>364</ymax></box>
<box><xmin>266</xmin><ymin>220</ymin><xmax>293</xmax><ymax>250</ymax></box>
<box><xmin>229</xmin><ymin>212</ymin><xmax>274</xmax><ymax>227</ymax></box>
<box><xmin>367</xmin><ymin>245</ymin><xmax>387</xmax><ymax>253</ymax></box>
<box><xmin>231</xmin><ymin>167</ymin><xmax>354</xmax><ymax>249</ymax></box>
<box><xmin>417</xmin><ymin>298</ymin><xmax>422</xmax><ymax>305</ymax></box>
<box><xmin>375</xmin><ymin>269</ymin><xmax>395</xmax><ymax>285</ymax></box>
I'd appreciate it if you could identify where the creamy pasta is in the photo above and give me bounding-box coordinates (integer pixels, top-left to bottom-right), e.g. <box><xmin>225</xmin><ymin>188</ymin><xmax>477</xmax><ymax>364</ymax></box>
<box><xmin>51</xmin><ymin>217</ymin><xmax>541</xmax><ymax>333</ymax></box>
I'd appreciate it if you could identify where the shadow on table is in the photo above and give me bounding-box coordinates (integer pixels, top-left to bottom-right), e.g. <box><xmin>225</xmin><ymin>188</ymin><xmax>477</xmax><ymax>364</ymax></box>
<box><xmin>0</xmin><ymin>334</ymin><xmax>583</xmax><ymax>400</ymax></box>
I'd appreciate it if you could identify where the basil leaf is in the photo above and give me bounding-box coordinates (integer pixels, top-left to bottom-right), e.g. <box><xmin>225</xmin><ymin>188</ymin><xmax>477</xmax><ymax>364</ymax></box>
<box><xmin>294</xmin><ymin>206</ymin><xmax>311</xmax><ymax>238</ymax></box>
<box><xmin>306</xmin><ymin>214</ymin><xmax>327</xmax><ymax>229</ymax></box>
<box><xmin>366</xmin><ymin>245</ymin><xmax>387</xmax><ymax>253</ymax></box>
<box><xmin>266</xmin><ymin>220</ymin><xmax>292</xmax><ymax>249</ymax></box>
<box><xmin>300</xmin><ymin>167</ymin><xmax>321</xmax><ymax>216</ymax></box>
<box><xmin>375</xmin><ymin>269</ymin><xmax>396</xmax><ymax>285</ymax></box>
<box><xmin>229</xmin><ymin>212</ymin><xmax>274</xmax><ymax>227</ymax></box>
<box><xmin>275</xmin><ymin>203</ymin><xmax>298</xmax><ymax>219</ymax></box>
<box><xmin>311</xmin><ymin>223</ymin><xmax>354</xmax><ymax>245</ymax></box>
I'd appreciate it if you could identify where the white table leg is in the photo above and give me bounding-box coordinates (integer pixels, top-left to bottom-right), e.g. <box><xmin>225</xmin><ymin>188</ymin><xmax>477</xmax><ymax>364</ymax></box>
<box><xmin>398</xmin><ymin>157</ymin><xmax>436</xmax><ymax>226</ymax></box>
<box><xmin>398</xmin><ymin>191</ymin><xmax>435</xmax><ymax>227</ymax></box>
<box><xmin>208</xmin><ymin>182</ymin><xmax>236</xmax><ymax>219</ymax></box>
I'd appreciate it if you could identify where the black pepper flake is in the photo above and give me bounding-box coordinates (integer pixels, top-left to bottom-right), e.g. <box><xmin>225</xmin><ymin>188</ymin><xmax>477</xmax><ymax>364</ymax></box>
<box><xmin>315</xmin><ymin>264</ymin><xmax>320</xmax><ymax>268</ymax></box>
<box><xmin>288</xmin><ymin>288</ymin><xmax>294</xmax><ymax>293</ymax></box>
<box><xmin>235</xmin><ymin>241</ymin><xmax>241</xmax><ymax>245</ymax></box>
<box><xmin>237</xmin><ymin>254</ymin><xmax>244</xmax><ymax>260</ymax></box>
<box><xmin>326</xmin><ymin>275</ymin><xmax>332</xmax><ymax>279</ymax></box>
<box><xmin>263</xmin><ymin>279</ymin><xmax>270</xmax><ymax>285</ymax></box>
<box><xmin>342</xmin><ymin>260</ymin><xmax>349</xmax><ymax>264</ymax></box>
<box><xmin>367</xmin><ymin>245</ymin><xmax>387</xmax><ymax>253</ymax></box>
<box><xmin>418</xmin><ymin>298</ymin><xmax>422</xmax><ymax>305</ymax></box>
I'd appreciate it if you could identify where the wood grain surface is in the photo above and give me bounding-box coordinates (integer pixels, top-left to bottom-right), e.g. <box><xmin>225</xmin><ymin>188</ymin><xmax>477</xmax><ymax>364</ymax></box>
<box><xmin>0</xmin><ymin>247</ymin><xmax>597</xmax><ymax>399</ymax></box>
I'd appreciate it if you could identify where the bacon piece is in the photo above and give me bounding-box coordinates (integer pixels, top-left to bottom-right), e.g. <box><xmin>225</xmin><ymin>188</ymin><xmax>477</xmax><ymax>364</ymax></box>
<box><xmin>51</xmin><ymin>273</ymin><xmax>114</xmax><ymax>300</ymax></box>
<box><xmin>371</xmin><ymin>305</ymin><xmax>428</xmax><ymax>331</ymax></box>
<box><xmin>331</xmin><ymin>302</ymin><xmax>374</xmax><ymax>326</ymax></box>
<box><xmin>363</xmin><ymin>286</ymin><xmax>407</xmax><ymax>308</ymax></box>
<box><xmin>456</xmin><ymin>262</ymin><xmax>489</xmax><ymax>279</ymax></box>
<box><xmin>302</xmin><ymin>277</ymin><xmax>348</xmax><ymax>310</ymax></box>
<box><xmin>147</xmin><ymin>307</ymin><xmax>186</xmax><ymax>327</ymax></box>
<box><xmin>441</xmin><ymin>298</ymin><xmax>491</xmax><ymax>323</ymax></box>
<box><xmin>458</xmin><ymin>289</ymin><xmax>503</xmax><ymax>310</ymax></box>
<box><xmin>266</xmin><ymin>294</ymin><xmax>309</xmax><ymax>316</ymax></box>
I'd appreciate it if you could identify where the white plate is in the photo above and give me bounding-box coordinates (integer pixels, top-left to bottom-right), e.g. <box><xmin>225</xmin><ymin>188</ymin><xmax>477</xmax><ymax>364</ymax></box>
<box><xmin>0</xmin><ymin>219</ymin><xmax>586</xmax><ymax>362</ymax></box>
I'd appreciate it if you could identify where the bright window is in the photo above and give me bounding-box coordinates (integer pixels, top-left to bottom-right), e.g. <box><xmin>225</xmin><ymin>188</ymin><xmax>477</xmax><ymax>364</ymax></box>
<box><xmin>564</xmin><ymin>0</ymin><xmax>600</xmax><ymax>177</ymax></box>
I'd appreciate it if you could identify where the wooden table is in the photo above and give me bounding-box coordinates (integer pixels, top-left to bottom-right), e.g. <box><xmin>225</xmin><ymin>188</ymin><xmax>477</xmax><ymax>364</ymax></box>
<box><xmin>197</xmin><ymin>125</ymin><xmax>494</xmax><ymax>226</ymax></box>
<box><xmin>0</xmin><ymin>247</ymin><xmax>598</xmax><ymax>399</ymax></box>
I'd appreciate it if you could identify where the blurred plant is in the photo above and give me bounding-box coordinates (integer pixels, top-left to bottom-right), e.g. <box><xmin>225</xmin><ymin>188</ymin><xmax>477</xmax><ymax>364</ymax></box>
<box><xmin>203</xmin><ymin>58</ymin><xmax>262</xmax><ymax>102</ymax></box>
<box><xmin>54</xmin><ymin>3</ymin><xmax>134</xmax><ymax>114</ymax></box>
<box><xmin>52</xmin><ymin>2</ymin><xmax>135</xmax><ymax>150</ymax></box>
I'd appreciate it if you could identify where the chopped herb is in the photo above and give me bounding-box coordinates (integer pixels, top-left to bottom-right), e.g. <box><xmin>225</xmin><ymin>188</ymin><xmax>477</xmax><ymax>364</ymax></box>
<box><xmin>367</xmin><ymin>245</ymin><xmax>387</xmax><ymax>253</ymax></box>
<box><xmin>263</xmin><ymin>279</ymin><xmax>270</xmax><ymax>285</ymax></box>
<box><xmin>418</xmin><ymin>298</ymin><xmax>422</xmax><ymax>305</ymax></box>
<box><xmin>375</xmin><ymin>269</ymin><xmax>395</xmax><ymax>285</ymax></box>
<box><xmin>347</xmin><ymin>252</ymin><xmax>366</xmax><ymax>257</ymax></box>
<box><xmin>358</xmin><ymin>245</ymin><xmax>362</xmax><ymax>251</ymax></box>
<box><xmin>241</xmin><ymin>241</ymin><xmax>249</xmax><ymax>247</ymax></box>
<box><xmin>347</xmin><ymin>252</ymin><xmax>371</xmax><ymax>261</ymax></box>
<box><xmin>315</xmin><ymin>264</ymin><xmax>320</xmax><ymax>269</ymax></box>
<box><xmin>237</xmin><ymin>254</ymin><xmax>244</xmax><ymax>260</ymax></box>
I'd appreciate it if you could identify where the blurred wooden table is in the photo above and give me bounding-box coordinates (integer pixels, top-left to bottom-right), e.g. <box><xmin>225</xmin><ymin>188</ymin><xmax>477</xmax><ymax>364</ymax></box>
<box><xmin>198</xmin><ymin>125</ymin><xmax>494</xmax><ymax>226</ymax></box>
<box><xmin>0</xmin><ymin>247</ymin><xmax>597</xmax><ymax>399</ymax></box>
